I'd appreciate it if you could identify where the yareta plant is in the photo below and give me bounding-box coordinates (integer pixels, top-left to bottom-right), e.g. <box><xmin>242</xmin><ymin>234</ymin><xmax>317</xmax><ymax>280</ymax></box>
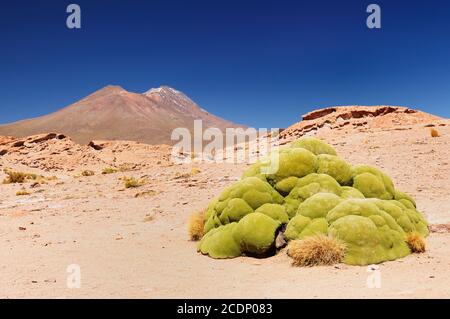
<box><xmin>193</xmin><ymin>137</ymin><xmax>428</xmax><ymax>266</ymax></box>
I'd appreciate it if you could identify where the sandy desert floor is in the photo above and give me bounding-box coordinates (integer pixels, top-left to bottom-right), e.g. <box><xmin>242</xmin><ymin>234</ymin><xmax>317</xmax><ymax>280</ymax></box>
<box><xmin>1</xmin><ymin>122</ymin><xmax>449</xmax><ymax>298</ymax></box>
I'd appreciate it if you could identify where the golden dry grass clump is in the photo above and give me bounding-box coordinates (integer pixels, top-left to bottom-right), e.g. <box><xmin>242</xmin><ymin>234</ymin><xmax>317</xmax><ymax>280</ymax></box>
<box><xmin>102</xmin><ymin>167</ymin><xmax>118</xmax><ymax>174</ymax></box>
<box><xmin>287</xmin><ymin>234</ymin><xmax>347</xmax><ymax>267</ymax></box>
<box><xmin>81</xmin><ymin>170</ymin><xmax>95</xmax><ymax>177</ymax></box>
<box><xmin>430</xmin><ymin>128</ymin><xmax>439</xmax><ymax>137</ymax></box>
<box><xmin>134</xmin><ymin>190</ymin><xmax>158</xmax><ymax>198</ymax></box>
<box><xmin>2</xmin><ymin>169</ymin><xmax>50</xmax><ymax>184</ymax></box>
<box><xmin>406</xmin><ymin>232</ymin><xmax>426</xmax><ymax>253</ymax></box>
<box><xmin>4</xmin><ymin>171</ymin><xmax>27</xmax><ymax>184</ymax></box>
<box><xmin>123</xmin><ymin>177</ymin><xmax>145</xmax><ymax>188</ymax></box>
<box><xmin>3</xmin><ymin>170</ymin><xmax>31</xmax><ymax>184</ymax></box>
<box><xmin>188</xmin><ymin>210</ymin><xmax>205</xmax><ymax>241</ymax></box>
<box><xmin>16</xmin><ymin>189</ymin><xmax>30</xmax><ymax>196</ymax></box>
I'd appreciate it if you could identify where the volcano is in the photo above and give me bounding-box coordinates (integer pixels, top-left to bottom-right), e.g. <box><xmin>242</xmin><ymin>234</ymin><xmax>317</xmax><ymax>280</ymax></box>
<box><xmin>0</xmin><ymin>85</ymin><xmax>243</xmax><ymax>145</ymax></box>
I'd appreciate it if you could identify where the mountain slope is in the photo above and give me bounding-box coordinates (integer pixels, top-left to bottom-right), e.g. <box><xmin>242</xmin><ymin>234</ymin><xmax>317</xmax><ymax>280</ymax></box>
<box><xmin>0</xmin><ymin>85</ymin><xmax>243</xmax><ymax>145</ymax></box>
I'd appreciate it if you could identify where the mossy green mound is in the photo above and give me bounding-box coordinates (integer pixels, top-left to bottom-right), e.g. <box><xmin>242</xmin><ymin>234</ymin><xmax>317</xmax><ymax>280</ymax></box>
<box><xmin>284</xmin><ymin>173</ymin><xmax>342</xmax><ymax>217</ymax></box>
<box><xmin>329</xmin><ymin>215</ymin><xmax>410</xmax><ymax>265</ymax></box>
<box><xmin>199</xmin><ymin>213</ymin><xmax>281</xmax><ymax>258</ymax></box>
<box><xmin>290</xmin><ymin>137</ymin><xmax>337</xmax><ymax>156</ymax></box>
<box><xmin>196</xmin><ymin>137</ymin><xmax>429</xmax><ymax>266</ymax></box>
<box><xmin>351</xmin><ymin>165</ymin><xmax>395</xmax><ymax>200</ymax></box>
<box><xmin>317</xmin><ymin>154</ymin><xmax>352</xmax><ymax>185</ymax></box>
<box><xmin>255</xmin><ymin>203</ymin><xmax>289</xmax><ymax>224</ymax></box>
<box><xmin>285</xmin><ymin>215</ymin><xmax>328</xmax><ymax>240</ymax></box>
<box><xmin>203</xmin><ymin>176</ymin><xmax>284</xmax><ymax>233</ymax></box>
<box><xmin>243</xmin><ymin>147</ymin><xmax>318</xmax><ymax>185</ymax></box>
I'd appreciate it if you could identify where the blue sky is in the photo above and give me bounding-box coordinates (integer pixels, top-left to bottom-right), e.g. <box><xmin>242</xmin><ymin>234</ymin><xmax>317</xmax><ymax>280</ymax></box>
<box><xmin>0</xmin><ymin>0</ymin><xmax>449</xmax><ymax>128</ymax></box>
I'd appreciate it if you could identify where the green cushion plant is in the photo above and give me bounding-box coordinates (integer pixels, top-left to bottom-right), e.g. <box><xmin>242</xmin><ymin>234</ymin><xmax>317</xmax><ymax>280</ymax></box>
<box><xmin>194</xmin><ymin>137</ymin><xmax>428</xmax><ymax>266</ymax></box>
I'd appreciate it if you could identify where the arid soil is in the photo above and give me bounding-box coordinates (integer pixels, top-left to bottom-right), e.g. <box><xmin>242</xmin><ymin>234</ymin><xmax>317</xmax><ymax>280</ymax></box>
<box><xmin>0</xmin><ymin>107</ymin><xmax>449</xmax><ymax>298</ymax></box>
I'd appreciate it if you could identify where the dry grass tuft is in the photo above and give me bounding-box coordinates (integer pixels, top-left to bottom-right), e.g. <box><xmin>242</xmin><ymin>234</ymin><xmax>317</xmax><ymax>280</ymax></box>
<box><xmin>16</xmin><ymin>189</ymin><xmax>30</xmax><ymax>196</ymax></box>
<box><xmin>173</xmin><ymin>168</ymin><xmax>201</xmax><ymax>180</ymax></box>
<box><xmin>430</xmin><ymin>128</ymin><xmax>439</xmax><ymax>137</ymax></box>
<box><xmin>117</xmin><ymin>163</ymin><xmax>135</xmax><ymax>172</ymax></box>
<box><xmin>143</xmin><ymin>214</ymin><xmax>156</xmax><ymax>223</ymax></box>
<box><xmin>2</xmin><ymin>169</ymin><xmax>45</xmax><ymax>184</ymax></box>
<box><xmin>123</xmin><ymin>177</ymin><xmax>145</xmax><ymax>188</ymax></box>
<box><xmin>188</xmin><ymin>210</ymin><xmax>205</xmax><ymax>241</ymax></box>
<box><xmin>173</xmin><ymin>172</ymin><xmax>191</xmax><ymax>179</ymax></box>
<box><xmin>3</xmin><ymin>170</ymin><xmax>28</xmax><ymax>184</ymax></box>
<box><xmin>33</xmin><ymin>175</ymin><xmax>57</xmax><ymax>185</ymax></box>
<box><xmin>134</xmin><ymin>190</ymin><xmax>158</xmax><ymax>198</ymax></box>
<box><xmin>406</xmin><ymin>232</ymin><xmax>426</xmax><ymax>253</ymax></box>
<box><xmin>81</xmin><ymin>170</ymin><xmax>95</xmax><ymax>177</ymax></box>
<box><xmin>102</xmin><ymin>167</ymin><xmax>118</xmax><ymax>174</ymax></box>
<box><xmin>287</xmin><ymin>234</ymin><xmax>346</xmax><ymax>267</ymax></box>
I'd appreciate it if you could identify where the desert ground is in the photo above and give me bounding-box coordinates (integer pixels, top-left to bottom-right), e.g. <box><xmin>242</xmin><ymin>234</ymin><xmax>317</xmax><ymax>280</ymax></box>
<box><xmin>0</xmin><ymin>107</ymin><xmax>449</xmax><ymax>298</ymax></box>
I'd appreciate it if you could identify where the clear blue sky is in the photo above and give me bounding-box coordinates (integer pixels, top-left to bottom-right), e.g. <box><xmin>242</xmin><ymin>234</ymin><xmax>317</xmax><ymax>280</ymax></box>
<box><xmin>1</xmin><ymin>0</ymin><xmax>449</xmax><ymax>128</ymax></box>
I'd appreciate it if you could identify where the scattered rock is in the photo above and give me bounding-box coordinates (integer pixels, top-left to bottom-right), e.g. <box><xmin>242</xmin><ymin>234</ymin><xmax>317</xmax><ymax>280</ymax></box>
<box><xmin>429</xmin><ymin>224</ymin><xmax>450</xmax><ymax>233</ymax></box>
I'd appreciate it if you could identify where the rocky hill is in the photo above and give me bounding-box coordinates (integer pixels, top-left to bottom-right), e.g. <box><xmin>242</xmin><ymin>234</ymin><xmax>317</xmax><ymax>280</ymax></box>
<box><xmin>279</xmin><ymin>105</ymin><xmax>442</xmax><ymax>141</ymax></box>
<box><xmin>0</xmin><ymin>85</ymin><xmax>243</xmax><ymax>145</ymax></box>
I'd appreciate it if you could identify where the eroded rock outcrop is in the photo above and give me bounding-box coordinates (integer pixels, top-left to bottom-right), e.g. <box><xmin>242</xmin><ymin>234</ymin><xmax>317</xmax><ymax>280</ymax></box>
<box><xmin>0</xmin><ymin>133</ymin><xmax>171</xmax><ymax>171</ymax></box>
<box><xmin>279</xmin><ymin>106</ymin><xmax>441</xmax><ymax>141</ymax></box>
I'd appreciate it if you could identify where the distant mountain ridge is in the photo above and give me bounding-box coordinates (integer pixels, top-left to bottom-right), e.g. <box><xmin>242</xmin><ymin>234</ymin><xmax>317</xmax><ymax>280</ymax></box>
<box><xmin>0</xmin><ymin>85</ymin><xmax>244</xmax><ymax>145</ymax></box>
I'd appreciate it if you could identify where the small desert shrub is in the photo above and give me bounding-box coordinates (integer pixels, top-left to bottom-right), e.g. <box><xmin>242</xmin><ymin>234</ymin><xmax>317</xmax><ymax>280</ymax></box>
<box><xmin>81</xmin><ymin>170</ymin><xmax>95</xmax><ymax>177</ymax></box>
<box><xmin>134</xmin><ymin>190</ymin><xmax>158</xmax><ymax>198</ymax></box>
<box><xmin>143</xmin><ymin>214</ymin><xmax>155</xmax><ymax>222</ymax></box>
<box><xmin>2</xmin><ymin>170</ymin><xmax>42</xmax><ymax>184</ymax></box>
<box><xmin>174</xmin><ymin>168</ymin><xmax>200</xmax><ymax>180</ymax></box>
<box><xmin>118</xmin><ymin>163</ymin><xmax>135</xmax><ymax>172</ymax></box>
<box><xmin>16</xmin><ymin>189</ymin><xmax>30</xmax><ymax>196</ymax></box>
<box><xmin>430</xmin><ymin>128</ymin><xmax>439</xmax><ymax>137</ymax></box>
<box><xmin>173</xmin><ymin>172</ymin><xmax>190</xmax><ymax>179</ymax></box>
<box><xmin>188</xmin><ymin>210</ymin><xmax>205</xmax><ymax>241</ymax></box>
<box><xmin>34</xmin><ymin>175</ymin><xmax>52</xmax><ymax>185</ymax></box>
<box><xmin>102</xmin><ymin>167</ymin><xmax>118</xmax><ymax>174</ymax></box>
<box><xmin>124</xmin><ymin>177</ymin><xmax>145</xmax><ymax>188</ymax></box>
<box><xmin>287</xmin><ymin>234</ymin><xmax>346</xmax><ymax>267</ymax></box>
<box><xmin>406</xmin><ymin>232</ymin><xmax>426</xmax><ymax>253</ymax></box>
<box><xmin>3</xmin><ymin>170</ymin><xmax>27</xmax><ymax>184</ymax></box>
